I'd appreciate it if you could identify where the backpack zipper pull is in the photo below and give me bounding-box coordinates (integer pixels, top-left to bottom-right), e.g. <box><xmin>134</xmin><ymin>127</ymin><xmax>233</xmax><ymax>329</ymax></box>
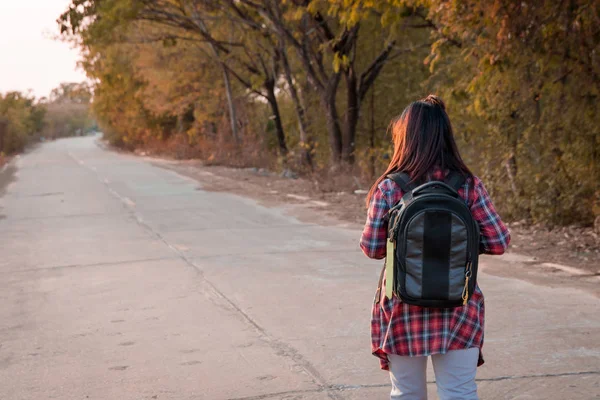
<box><xmin>462</xmin><ymin>276</ymin><xmax>470</xmax><ymax>305</ymax></box>
<box><xmin>462</xmin><ymin>261</ymin><xmax>472</xmax><ymax>305</ymax></box>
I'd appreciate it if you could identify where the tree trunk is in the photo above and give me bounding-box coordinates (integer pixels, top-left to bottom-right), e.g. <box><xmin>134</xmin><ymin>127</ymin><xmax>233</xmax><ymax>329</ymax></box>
<box><xmin>504</xmin><ymin>155</ymin><xmax>519</xmax><ymax>198</ymax></box>
<box><xmin>186</xmin><ymin>6</ymin><xmax>239</xmax><ymax>143</ymax></box>
<box><xmin>265</xmin><ymin>80</ymin><xmax>288</xmax><ymax>156</ymax></box>
<box><xmin>369</xmin><ymin>81</ymin><xmax>376</xmax><ymax>178</ymax></box>
<box><xmin>342</xmin><ymin>66</ymin><xmax>359</xmax><ymax>165</ymax></box>
<box><xmin>321</xmin><ymin>73</ymin><xmax>343</xmax><ymax>167</ymax></box>
<box><xmin>279</xmin><ymin>41</ymin><xmax>313</xmax><ymax>169</ymax></box>
<box><xmin>221</xmin><ymin>66</ymin><xmax>239</xmax><ymax>143</ymax></box>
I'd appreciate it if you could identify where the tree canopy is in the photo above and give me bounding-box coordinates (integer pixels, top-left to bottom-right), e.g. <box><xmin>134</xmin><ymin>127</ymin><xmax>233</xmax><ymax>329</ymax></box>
<box><xmin>57</xmin><ymin>0</ymin><xmax>600</xmax><ymax>226</ymax></box>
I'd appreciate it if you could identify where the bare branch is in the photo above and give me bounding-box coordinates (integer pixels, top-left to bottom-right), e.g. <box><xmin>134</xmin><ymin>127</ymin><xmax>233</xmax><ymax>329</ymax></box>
<box><xmin>413</xmin><ymin>9</ymin><xmax>462</xmax><ymax>48</ymax></box>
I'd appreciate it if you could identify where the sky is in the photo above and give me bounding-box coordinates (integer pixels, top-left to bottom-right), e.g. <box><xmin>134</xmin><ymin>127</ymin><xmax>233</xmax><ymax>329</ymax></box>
<box><xmin>0</xmin><ymin>0</ymin><xmax>87</xmax><ymax>99</ymax></box>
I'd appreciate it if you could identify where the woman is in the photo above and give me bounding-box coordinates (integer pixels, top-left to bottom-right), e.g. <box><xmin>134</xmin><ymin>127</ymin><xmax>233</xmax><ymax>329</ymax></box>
<box><xmin>360</xmin><ymin>95</ymin><xmax>510</xmax><ymax>400</ymax></box>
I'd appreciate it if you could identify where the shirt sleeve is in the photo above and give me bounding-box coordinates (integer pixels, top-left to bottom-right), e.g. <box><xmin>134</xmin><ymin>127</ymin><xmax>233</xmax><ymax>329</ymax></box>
<box><xmin>360</xmin><ymin>184</ymin><xmax>391</xmax><ymax>260</ymax></box>
<box><xmin>470</xmin><ymin>179</ymin><xmax>511</xmax><ymax>255</ymax></box>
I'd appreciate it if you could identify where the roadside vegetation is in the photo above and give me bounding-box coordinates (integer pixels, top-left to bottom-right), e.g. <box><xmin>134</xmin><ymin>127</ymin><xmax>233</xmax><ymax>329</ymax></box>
<box><xmin>57</xmin><ymin>1</ymin><xmax>599</xmax><ymax>228</ymax></box>
<box><xmin>0</xmin><ymin>92</ymin><xmax>45</xmax><ymax>158</ymax></box>
<box><xmin>0</xmin><ymin>82</ymin><xmax>96</xmax><ymax>165</ymax></box>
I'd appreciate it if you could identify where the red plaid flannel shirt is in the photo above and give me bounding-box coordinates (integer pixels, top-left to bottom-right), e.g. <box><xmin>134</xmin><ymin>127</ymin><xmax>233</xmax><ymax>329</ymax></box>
<box><xmin>360</xmin><ymin>170</ymin><xmax>510</xmax><ymax>370</ymax></box>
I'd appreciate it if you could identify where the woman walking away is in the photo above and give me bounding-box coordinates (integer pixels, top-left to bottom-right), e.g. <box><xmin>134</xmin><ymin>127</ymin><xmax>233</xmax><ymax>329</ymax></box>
<box><xmin>360</xmin><ymin>95</ymin><xmax>510</xmax><ymax>400</ymax></box>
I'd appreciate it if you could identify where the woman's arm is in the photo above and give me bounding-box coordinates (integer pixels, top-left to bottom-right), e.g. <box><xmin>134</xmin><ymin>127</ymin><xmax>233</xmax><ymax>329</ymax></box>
<box><xmin>360</xmin><ymin>184</ymin><xmax>391</xmax><ymax>259</ymax></box>
<box><xmin>470</xmin><ymin>178</ymin><xmax>511</xmax><ymax>255</ymax></box>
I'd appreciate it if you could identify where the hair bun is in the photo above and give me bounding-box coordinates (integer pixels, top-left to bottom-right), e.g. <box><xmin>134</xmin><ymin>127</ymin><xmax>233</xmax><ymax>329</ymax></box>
<box><xmin>422</xmin><ymin>94</ymin><xmax>446</xmax><ymax>110</ymax></box>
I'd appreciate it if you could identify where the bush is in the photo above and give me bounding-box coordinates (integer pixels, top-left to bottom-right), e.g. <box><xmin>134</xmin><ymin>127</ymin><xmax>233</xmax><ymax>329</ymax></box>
<box><xmin>0</xmin><ymin>92</ymin><xmax>45</xmax><ymax>154</ymax></box>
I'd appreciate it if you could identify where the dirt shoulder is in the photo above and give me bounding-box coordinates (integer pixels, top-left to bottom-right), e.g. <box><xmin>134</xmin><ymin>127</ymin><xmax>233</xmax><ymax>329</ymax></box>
<box><xmin>147</xmin><ymin>157</ymin><xmax>599</xmax><ymax>276</ymax></box>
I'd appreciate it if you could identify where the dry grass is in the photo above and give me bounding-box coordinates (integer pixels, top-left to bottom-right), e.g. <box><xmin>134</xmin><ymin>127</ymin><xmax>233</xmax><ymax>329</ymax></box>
<box><xmin>138</xmin><ymin>132</ymin><xmax>278</xmax><ymax>171</ymax></box>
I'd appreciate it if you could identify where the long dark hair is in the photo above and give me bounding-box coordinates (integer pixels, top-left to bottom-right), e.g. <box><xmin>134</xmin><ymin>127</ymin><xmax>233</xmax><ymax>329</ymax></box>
<box><xmin>366</xmin><ymin>95</ymin><xmax>472</xmax><ymax>207</ymax></box>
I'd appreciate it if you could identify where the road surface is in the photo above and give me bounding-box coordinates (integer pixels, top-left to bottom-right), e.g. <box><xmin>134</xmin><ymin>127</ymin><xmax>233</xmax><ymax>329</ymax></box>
<box><xmin>1</xmin><ymin>136</ymin><xmax>598</xmax><ymax>399</ymax></box>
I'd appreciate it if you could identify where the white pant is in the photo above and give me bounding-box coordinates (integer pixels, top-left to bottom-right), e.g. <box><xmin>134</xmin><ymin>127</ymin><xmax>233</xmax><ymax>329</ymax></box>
<box><xmin>388</xmin><ymin>348</ymin><xmax>479</xmax><ymax>400</ymax></box>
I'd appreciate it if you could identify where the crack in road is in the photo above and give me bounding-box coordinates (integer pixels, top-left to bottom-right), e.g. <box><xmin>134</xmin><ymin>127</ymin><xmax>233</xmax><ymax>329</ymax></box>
<box><xmin>4</xmin><ymin>256</ymin><xmax>180</xmax><ymax>275</ymax></box>
<box><xmin>0</xmin><ymin>211</ymin><xmax>131</xmax><ymax>221</ymax></box>
<box><xmin>69</xmin><ymin>151</ymin><xmax>344</xmax><ymax>400</ymax></box>
<box><xmin>225</xmin><ymin>370</ymin><xmax>600</xmax><ymax>400</ymax></box>
<box><xmin>475</xmin><ymin>369</ymin><xmax>599</xmax><ymax>382</ymax></box>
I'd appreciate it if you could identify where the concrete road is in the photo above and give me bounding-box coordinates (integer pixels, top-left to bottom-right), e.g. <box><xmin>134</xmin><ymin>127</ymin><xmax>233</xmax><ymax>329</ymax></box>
<box><xmin>0</xmin><ymin>136</ymin><xmax>598</xmax><ymax>400</ymax></box>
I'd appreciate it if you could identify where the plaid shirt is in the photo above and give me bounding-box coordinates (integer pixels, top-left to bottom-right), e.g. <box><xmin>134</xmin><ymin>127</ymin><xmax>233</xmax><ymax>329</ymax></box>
<box><xmin>360</xmin><ymin>170</ymin><xmax>510</xmax><ymax>370</ymax></box>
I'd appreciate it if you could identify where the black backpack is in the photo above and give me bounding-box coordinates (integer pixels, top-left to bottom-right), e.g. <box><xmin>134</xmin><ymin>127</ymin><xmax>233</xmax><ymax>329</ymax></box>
<box><xmin>382</xmin><ymin>171</ymin><xmax>480</xmax><ymax>308</ymax></box>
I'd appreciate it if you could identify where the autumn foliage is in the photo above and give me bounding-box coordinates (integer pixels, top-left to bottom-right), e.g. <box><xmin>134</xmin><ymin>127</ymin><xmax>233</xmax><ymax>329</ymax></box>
<box><xmin>58</xmin><ymin>0</ymin><xmax>600</xmax><ymax>226</ymax></box>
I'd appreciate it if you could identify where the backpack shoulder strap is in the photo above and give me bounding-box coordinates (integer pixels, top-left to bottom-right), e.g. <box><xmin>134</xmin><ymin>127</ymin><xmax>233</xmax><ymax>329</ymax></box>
<box><xmin>444</xmin><ymin>171</ymin><xmax>466</xmax><ymax>192</ymax></box>
<box><xmin>386</xmin><ymin>172</ymin><xmax>416</xmax><ymax>194</ymax></box>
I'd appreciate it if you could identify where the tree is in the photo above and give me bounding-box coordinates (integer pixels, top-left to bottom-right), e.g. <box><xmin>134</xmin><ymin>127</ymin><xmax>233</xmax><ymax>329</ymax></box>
<box><xmin>0</xmin><ymin>91</ymin><xmax>46</xmax><ymax>154</ymax></box>
<box><xmin>410</xmin><ymin>0</ymin><xmax>600</xmax><ymax>224</ymax></box>
<box><xmin>59</xmin><ymin>0</ymin><xmax>298</xmax><ymax>157</ymax></box>
<box><xmin>43</xmin><ymin>82</ymin><xmax>95</xmax><ymax>139</ymax></box>
<box><xmin>59</xmin><ymin>0</ymin><xmax>243</xmax><ymax>143</ymax></box>
<box><xmin>50</xmin><ymin>82</ymin><xmax>93</xmax><ymax>104</ymax></box>
<box><xmin>240</xmin><ymin>0</ymin><xmax>428</xmax><ymax>166</ymax></box>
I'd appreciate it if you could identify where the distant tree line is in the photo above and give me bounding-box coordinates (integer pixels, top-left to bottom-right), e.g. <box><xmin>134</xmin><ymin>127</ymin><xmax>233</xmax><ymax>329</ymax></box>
<box><xmin>44</xmin><ymin>82</ymin><xmax>96</xmax><ymax>140</ymax></box>
<box><xmin>0</xmin><ymin>82</ymin><xmax>95</xmax><ymax>156</ymax></box>
<box><xmin>58</xmin><ymin>0</ymin><xmax>600</xmax><ymax>226</ymax></box>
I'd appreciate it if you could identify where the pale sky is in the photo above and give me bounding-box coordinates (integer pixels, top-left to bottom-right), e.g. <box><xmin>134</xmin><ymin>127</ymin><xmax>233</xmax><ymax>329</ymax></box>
<box><xmin>0</xmin><ymin>0</ymin><xmax>87</xmax><ymax>99</ymax></box>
